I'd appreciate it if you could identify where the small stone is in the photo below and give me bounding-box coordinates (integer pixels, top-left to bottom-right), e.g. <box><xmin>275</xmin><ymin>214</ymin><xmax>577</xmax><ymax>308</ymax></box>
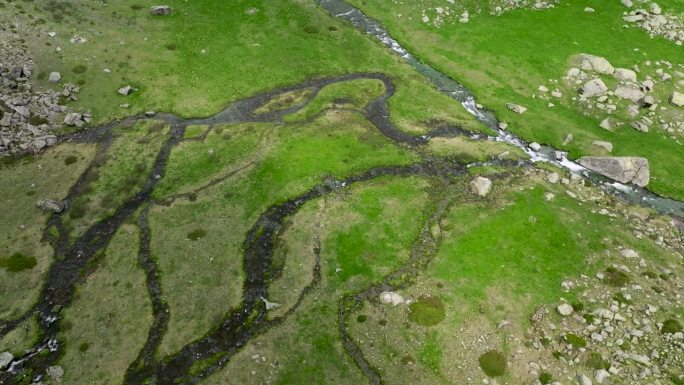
<box><xmin>547</xmin><ymin>173</ymin><xmax>560</xmax><ymax>184</ymax></box>
<box><xmin>37</xmin><ymin>199</ymin><xmax>66</xmax><ymax>213</ymax></box>
<box><xmin>670</xmin><ymin>91</ymin><xmax>684</xmax><ymax>106</ymax></box>
<box><xmin>557</xmin><ymin>303</ymin><xmax>574</xmax><ymax>316</ymax></box>
<box><xmin>620</xmin><ymin>249</ymin><xmax>639</xmax><ymax>258</ymax></box>
<box><xmin>592</xmin><ymin>140</ymin><xmax>613</xmax><ymax>152</ymax></box>
<box><xmin>530</xmin><ymin>142</ymin><xmax>542</xmax><ymax>151</ymax></box>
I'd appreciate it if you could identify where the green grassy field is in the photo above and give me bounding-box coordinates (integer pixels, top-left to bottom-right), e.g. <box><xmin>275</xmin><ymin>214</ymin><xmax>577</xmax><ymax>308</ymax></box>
<box><xmin>347</xmin><ymin>0</ymin><xmax>684</xmax><ymax>199</ymax></box>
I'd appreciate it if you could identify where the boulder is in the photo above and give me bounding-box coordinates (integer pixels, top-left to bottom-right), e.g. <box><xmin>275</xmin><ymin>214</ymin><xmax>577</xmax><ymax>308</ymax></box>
<box><xmin>599</xmin><ymin>118</ymin><xmax>613</xmax><ymax>131</ymax></box>
<box><xmin>46</xmin><ymin>366</ymin><xmax>64</xmax><ymax>383</ymax></box>
<box><xmin>581</xmin><ymin>79</ymin><xmax>608</xmax><ymax>97</ymax></box>
<box><xmin>613</xmin><ymin>68</ymin><xmax>637</xmax><ymax>83</ymax></box>
<box><xmin>63</xmin><ymin>112</ymin><xmax>82</xmax><ymax>126</ymax></box>
<box><xmin>578</xmin><ymin>156</ymin><xmax>649</xmax><ymax>187</ymax></box>
<box><xmin>118</xmin><ymin>85</ymin><xmax>133</xmax><ymax>96</ymax></box>
<box><xmin>506</xmin><ymin>102</ymin><xmax>527</xmax><ymax>114</ymax></box>
<box><xmin>557</xmin><ymin>303</ymin><xmax>574</xmax><ymax>316</ymax></box>
<box><xmin>641</xmin><ymin>95</ymin><xmax>655</xmax><ymax>108</ymax></box>
<box><xmin>577</xmin><ymin>373</ymin><xmax>593</xmax><ymax>385</ymax></box>
<box><xmin>150</xmin><ymin>5</ymin><xmax>172</xmax><ymax>16</ymax></box>
<box><xmin>671</xmin><ymin>91</ymin><xmax>684</xmax><ymax>106</ymax></box>
<box><xmin>48</xmin><ymin>71</ymin><xmax>61</xmax><ymax>83</ymax></box>
<box><xmin>592</xmin><ymin>140</ymin><xmax>613</xmax><ymax>152</ymax></box>
<box><xmin>380</xmin><ymin>292</ymin><xmax>405</xmax><ymax>306</ymax></box>
<box><xmin>578</xmin><ymin>54</ymin><xmax>614</xmax><ymax>75</ymax></box>
<box><xmin>37</xmin><ymin>199</ymin><xmax>66</xmax><ymax>213</ymax></box>
<box><xmin>469</xmin><ymin>176</ymin><xmax>492</xmax><ymax>197</ymax></box>
<box><xmin>0</xmin><ymin>351</ymin><xmax>13</xmax><ymax>369</ymax></box>
<box><xmin>529</xmin><ymin>142</ymin><xmax>541</xmax><ymax>151</ymax></box>
<box><xmin>614</xmin><ymin>86</ymin><xmax>644</xmax><ymax>102</ymax></box>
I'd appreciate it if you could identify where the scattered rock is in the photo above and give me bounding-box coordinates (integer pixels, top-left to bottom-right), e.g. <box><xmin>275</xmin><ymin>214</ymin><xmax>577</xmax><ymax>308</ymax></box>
<box><xmin>547</xmin><ymin>172</ymin><xmax>560</xmax><ymax>184</ymax></box>
<box><xmin>46</xmin><ymin>366</ymin><xmax>64</xmax><ymax>383</ymax></box>
<box><xmin>614</xmin><ymin>86</ymin><xmax>644</xmax><ymax>102</ymax></box>
<box><xmin>529</xmin><ymin>142</ymin><xmax>541</xmax><ymax>151</ymax></box>
<box><xmin>260</xmin><ymin>297</ymin><xmax>280</xmax><ymax>310</ymax></box>
<box><xmin>620</xmin><ymin>249</ymin><xmax>639</xmax><ymax>258</ymax></box>
<box><xmin>37</xmin><ymin>199</ymin><xmax>66</xmax><ymax>213</ymax></box>
<box><xmin>506</xmin><ymin>102</ymin><xmax>527</xmax><ymax>114</ymax></box>
<box><xmin>48</xmin><ymin>71</ymin><xmax>61</xmax><ymax>83</ymax></box>
<box><xmin>469</xmin><ymin>176</ymin><xmax>492</xmax><ymax>197</ymax></box>
<box><xmin>0</xmin><ymin>351</ymin><xmax>13</xmax><ymax>369</ymax></box>
<box><xmin>578</xmin><ymin>156</ymin><xmax>650</xmax><ymax>187</ymax></box>
<box><xmin>562</xmin><ymin>133</ymin><xmax>574</xmax><ymax>146</ymax></box>
<box><xmin>670</xmin><ymin>91</ymin><xmax>684</xmax><ymax>106</ymax></box>
<box><xmin>613</xmin><ymin>68</ymin><xmax>637</xmax><ymax>83</ymax></box>
<box><xmin>581</xmin><ymin>79</ymin><xmax>608</xmax><ymax>97</ymax></box>
<box><xmin>380</xmin><ymin>291</ymin><xmax>406</xmax><ymax>306</ymax></box>
<box><xmin>592</xmin><ymin>140</ymin><xmax>613</xmax><ymax>152</ymax></box>
<box><xmin>63</xmin><ymin>112</ymin><xmax>83</xmax><ymax>127</ymax></box>
<box><xmin>556</xmin><ymin>303</ymin><xmax>573</xmax><ymax>316</ymax></box>
<box><xmin>118</xmin><ymin>85</ymin><xmax>133</xmax><ymax>96</ymax></box>
<box><xmin>578</xmin><ymin>54</ymin><xmax>614</xmax><ymax>75</ymax></box>
<box><xmin>150</xmin><ymin>5</ymin><xmax>172</xmax><ymax>16</ymax></box>
<box><xmin>577</xmin><ymin>373</ymin><xmax>593</xmax><ymax>385</ymax></box>
<box><xmin>599</xmin><ymin>118</ymin><xmax>613</xmax><ymax>131</ymax></box>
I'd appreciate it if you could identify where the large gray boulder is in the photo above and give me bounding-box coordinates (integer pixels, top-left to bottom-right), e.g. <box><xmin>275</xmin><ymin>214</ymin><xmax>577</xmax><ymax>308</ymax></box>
<box><xmin>614</xmin><ymin>86</ymin><xmax>644</xmax><ymax>102</ymax></box>
<box><xmin>578</xmin><ymin>54</ymin><xmax>615</xmax><ymax>75</ymax></box>
<box><xmin>579</xmin><ymin>156</ymin><xmax>650</xmax><ymax>187</ymax></box>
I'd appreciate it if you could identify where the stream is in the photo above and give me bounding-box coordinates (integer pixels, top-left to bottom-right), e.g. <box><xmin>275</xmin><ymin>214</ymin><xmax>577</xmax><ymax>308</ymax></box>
<box><xmin>317</xmin><ymin>0</ymin><xmax>684</xmax><ymax>217</ymax></box>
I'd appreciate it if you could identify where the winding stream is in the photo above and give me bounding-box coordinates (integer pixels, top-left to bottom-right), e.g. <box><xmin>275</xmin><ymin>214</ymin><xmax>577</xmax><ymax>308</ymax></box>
<box><xmin>317</xmin><ymin>0</ymin><xmax>684</xmax><ymax>217</ymax></box>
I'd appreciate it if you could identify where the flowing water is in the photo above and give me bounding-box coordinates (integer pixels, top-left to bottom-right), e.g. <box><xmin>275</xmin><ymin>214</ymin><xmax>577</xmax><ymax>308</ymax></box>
<box><xmin>317</xmin><ymin>0</ymin><xmax>684</xmax><ymax>217</ymax></box>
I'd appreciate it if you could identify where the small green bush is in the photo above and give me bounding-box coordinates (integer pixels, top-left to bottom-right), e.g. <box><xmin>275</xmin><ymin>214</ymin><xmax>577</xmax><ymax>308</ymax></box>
<box><xmin>662</xmin><ymin>319</ymin><xmax>682</xmax><ymax>334</ymax></box>
<box><xmin>72</xmin><ymin>64</ymin><xmax>88</xmax><ymax>74</ymax></box>
<box><xmin>539</xmin><ymin>372</ymin><xmax>553</xmax><ymax>384</ymax></box>
<box><xmin>187</xmin><ymin>229</ymin><xmax>207</xmax><ymax>241</ymax></box>
<box><xmin>564</xmin><ymin>333</ymin><xmax>587</xmax><ymax>349</ymax></box>
<box><xmin>586</xmin><ymin>352</ymin><xmax>609</xmax><ymax>370</ymax></box>
<box><xmin>0</xmin><ymin>253</ymin><xmax>37</xmax><ymax>272</ymax></box>
<box><xmin>478</xmin><ymin>350</ymin><xmax>506</xmax><ymax>377</ymax></box>
<box><xmin>605</xmin><ymin>267</ymin><xmax>630</xmax><ymax>287</ymax></box>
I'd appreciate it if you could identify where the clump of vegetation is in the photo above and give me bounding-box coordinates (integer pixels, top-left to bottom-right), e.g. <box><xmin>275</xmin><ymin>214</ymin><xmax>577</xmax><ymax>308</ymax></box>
<box><xmin>564</xmin><ymin>333</ymin><xmax>587</xmax><ymax>349</ymax></box>
<box><xmin>539</xmin><ymin>372</ymin><xmax>553</xmax><ymax>384</ymax></box>
<box><xmin>79</xmin><ymin>342</ymin><xmax>89</xmax><ymax>352</ymax></box>
<box><xmin>408</xmin><ymin>295</ymin><xmax>445</xmax><ymax>326</ymax></box>
<box><xmin>303</xmin><ymin>25</ymin><xmax>319</xmax><ymax>34</ymax></box>
<box><xmin>478</xmin><ymin>350</ymin><xmax>506</xmax><ymax>377</ymax></box>
<box><xmin>662</xmin><ymin>319</ymin><xmax>682</xmax><ymax>334</ymax></box>
<box><xmin>0</xmin><ymin>252</ymin><xmax>38</xmax><ymax>272</ymax></box>
<box><xmin>613</xmin><ymin>292</ymin><xmax>632</xmax><ymax>304</ymax></box>
<box><xmin>605</xmin><ymin>267</ymin><xmax>630</xmax><ymax>287</ymax></box>
<box><xmin>64</xmin><ymin>155</ymin><xmax>78</xmax><ymax>165</ymax></box>
<box><xmin>165</xmin><ymin>43</ymin><xmax>177</xmax><ymax>51</ymax></box>
<box><xmin>586</xmin><ymin>352</ymin><xmax>609</xmax><ymax>370</ymax></box>
<box><xmin>72</xmin><ymin>64</ymin><xmax>88</xmax><ymax>74</ymax></box>
<box><xmin>356</xmin><ymin>315</ymin><xmax>367</xmax><ymax>323</ymax></box>
<box><xmin>187</xmin><ymin>229</ymin><xmax>207</xmax><ymax>241</ymax></box>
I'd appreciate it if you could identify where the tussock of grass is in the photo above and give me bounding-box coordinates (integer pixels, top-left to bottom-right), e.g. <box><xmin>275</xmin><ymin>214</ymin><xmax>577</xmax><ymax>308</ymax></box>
<box><xmin>478</xmin><ymin>350</ymin><xmax>506</xmax><ymax>377</ymax></box>
<box><xmin>408</xmin><ymin>295</ymin><xmax>446</xmax><ymax>326</ymax></box>
<box><xmin>0</xmin><ymin>253</ymin><xmax>37</xmax><ymax>272</ymax></box>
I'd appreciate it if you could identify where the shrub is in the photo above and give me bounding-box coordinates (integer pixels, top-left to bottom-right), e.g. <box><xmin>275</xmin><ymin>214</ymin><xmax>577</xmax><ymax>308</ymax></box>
<box><xmin>564</xmin><ymin>333</ymin><xmax>587</xmax><ymax>349</ymax></box>
<box><xmin>0</xmin><ymin>253</ymin><xmax>37</xmax><ymax>272</ymax></box>
<box><xmin>605</xmin><ymin>267</ymin><xmax>630</xmax><ymax>287</ymax></box>
<box><xmin>64</xmin><ymin>155</ymin><xmax>78</xmax><ymax>165</ymax></box>
<box><xmin>539</xmin><ymin>372</ymin><xmax>553</xmax><ymax>384</ymax></box>
<box><xmin>478</xmin><ymin>350</ymin><xmax>506</xmax><ymax>377</ymax></box>
<box><xmin>187</xmin><ymin>229</ymin><xmax>207</xmax><ymax>241</ymax></box>
<box><xmin>72</xmin><ymin>64</ymin><xmax>88</xmax><ymax>74</ymax></box>
<box><xmin>586</xmin><ymin>352</ymin><xmax>609</xmax><ymax>370</ymax></box>
<box><xmin>662</xmin><ymin>319</ymin><xmax>682</xmax><ymax>334</ymax></box>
